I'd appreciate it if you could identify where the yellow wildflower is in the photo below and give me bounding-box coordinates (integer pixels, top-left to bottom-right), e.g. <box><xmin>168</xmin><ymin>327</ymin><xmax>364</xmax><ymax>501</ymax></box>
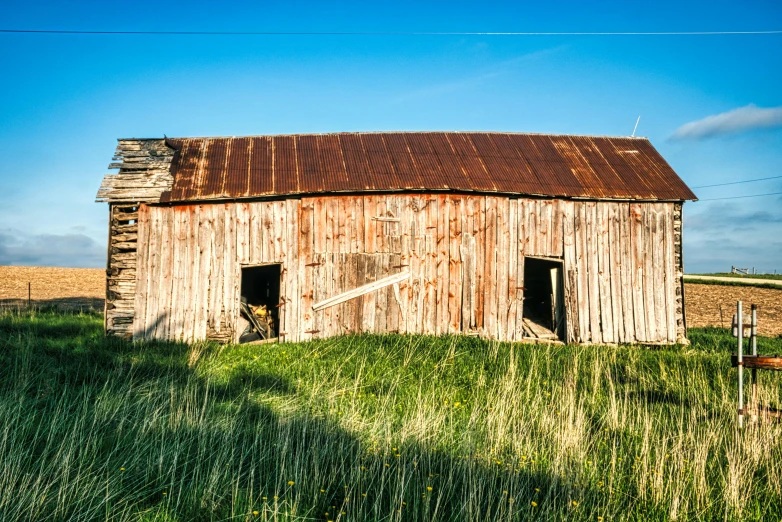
<box><xmin>252</xmin><ymin>511</ymin><xmax>259</xmax><ymax>516</ymax></box>
<box><xmin>531</xmin><ymin>501</ymin><xmax>538</xmax><ymax>507</ymax></box>
<box><xmin>288</xmin><ymin>481</ymin><xmax>295</xmax><ymax>486</ymax></box>
<box><xmin>572</xmin><ymin>501</ymin><xmax>579</xmax><ymax>507</ymax></box>
<box><xmin>427</xmin><ymin>486</ymin><xmax>433</xmax><ymax>492</ymax></box>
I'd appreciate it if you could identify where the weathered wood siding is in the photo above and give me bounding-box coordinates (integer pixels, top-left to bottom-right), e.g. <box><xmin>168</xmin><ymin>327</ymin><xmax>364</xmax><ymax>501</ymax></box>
<box><xmin>132</xmin><ymin>195</ymin><xmax>685</xmax><ymax>344</ymax></box>
<box><xmin>105</xmin><ymin>203</ymin><xmax>140</xmax><ymax>337</ymax></box>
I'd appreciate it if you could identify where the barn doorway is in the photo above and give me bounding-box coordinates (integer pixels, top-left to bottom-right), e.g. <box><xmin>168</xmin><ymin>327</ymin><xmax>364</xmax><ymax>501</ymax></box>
<box><xmin>238</xmin><ymin>264</ymin><xmax>281</xmax><ymax>343</ymax></box>
<box><xmin>522</xmin><ymin>257</ymin><xmax>565</xmax><ymax>341</ymax></box>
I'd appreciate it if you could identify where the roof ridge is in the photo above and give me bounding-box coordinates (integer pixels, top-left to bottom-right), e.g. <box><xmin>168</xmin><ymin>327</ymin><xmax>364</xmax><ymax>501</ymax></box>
<box><xmin>120</xmin><ymin>131</ymin><xmax>650</xmax><ymax>141</ymax></box>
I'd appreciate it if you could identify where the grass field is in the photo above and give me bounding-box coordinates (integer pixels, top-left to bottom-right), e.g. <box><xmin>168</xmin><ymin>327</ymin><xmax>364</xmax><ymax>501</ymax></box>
<box><xmin>1</xmin><ymin>311</ymin><xmax>782</xmax><ymax>521</ymax></box>
<box><xmin>694</xmin><ymin>273</ymin><xmax>782</xmax><ymax>281</ymax></box>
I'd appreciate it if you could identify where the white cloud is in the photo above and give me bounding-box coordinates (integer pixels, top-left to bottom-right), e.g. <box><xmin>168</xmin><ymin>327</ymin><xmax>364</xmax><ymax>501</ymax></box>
<box><xmin>671</xmin><ymin>104</ymin><xmax>782</xmax><ymax>141</ymax></box>
<box><xmin>0</xmin><ymin>229</ymin><xmax>105</xmax><ymax>268</ymax></box>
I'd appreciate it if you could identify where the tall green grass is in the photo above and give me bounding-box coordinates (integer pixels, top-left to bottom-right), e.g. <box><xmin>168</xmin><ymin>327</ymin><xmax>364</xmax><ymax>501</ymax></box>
<box><xmin>1</xmin><ymin>310</ymin><xmax>781</xmax><ymax>521</ymax></box>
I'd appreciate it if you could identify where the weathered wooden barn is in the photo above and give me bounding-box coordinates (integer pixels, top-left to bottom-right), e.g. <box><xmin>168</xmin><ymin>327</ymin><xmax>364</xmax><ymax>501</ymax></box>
<box><xmin>96</xmin><ymin>132</ymin><xmax>696</xmax><ymax>345</ymax></box>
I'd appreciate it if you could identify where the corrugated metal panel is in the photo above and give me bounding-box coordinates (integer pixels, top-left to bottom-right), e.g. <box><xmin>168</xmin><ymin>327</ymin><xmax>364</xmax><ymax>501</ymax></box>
<box><xmin>225</xmin><ymin>137</ymin><xmax>251</xmax><ymax>197</ymax></box>
<box><xmin>360</xmin><ymin>134</ymin><xmax>396</xmax><ymax>190</ymax></box>
<box><xmin>162</xmin><ymin>132</ymin><xmax>696</xmax><ymax>202</ymax></box>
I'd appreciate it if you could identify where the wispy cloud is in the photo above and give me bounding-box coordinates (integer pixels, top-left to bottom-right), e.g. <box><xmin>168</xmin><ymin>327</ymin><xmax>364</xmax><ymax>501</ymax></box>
<box><xmin>671</xmin><ymin>104</ymin><xmax>782</xmax><ymax>141</ymax></box>
<box><xmin>394</xmin><ymin>45</ymin><xmax>565</xmax><ymax>103</ymax></box>
<box><xmin>0</xmin><ymin>229</ymin><xmax>105</xmax><ymax>268</ymax></box>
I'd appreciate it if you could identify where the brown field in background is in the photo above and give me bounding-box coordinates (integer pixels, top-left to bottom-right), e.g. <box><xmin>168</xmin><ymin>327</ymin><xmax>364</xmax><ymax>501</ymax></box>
<box><xmin>685</xmin><ymin>283</ymin><xmax>782</xmax><ymax>337</ymax></box>
<box><xmin>1</xmin><ymin>266</ymin><xmax>780</xmax><ymax>336</ymax></box>
<box><xmin>0</xmin><ymin>266</ymin><xmax>104</xmax><ymax>310</ymax></box>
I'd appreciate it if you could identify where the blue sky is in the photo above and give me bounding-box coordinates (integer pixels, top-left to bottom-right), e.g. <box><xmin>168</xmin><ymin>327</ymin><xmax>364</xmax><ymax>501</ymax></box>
<box><xmin>0</xmin><ymin>0</ymin><xmax>780</xmax><ymax>273</ymax></box>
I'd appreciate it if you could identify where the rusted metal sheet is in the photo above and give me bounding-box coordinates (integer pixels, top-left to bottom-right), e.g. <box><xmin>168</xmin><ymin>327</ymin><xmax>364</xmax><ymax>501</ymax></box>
<box><xmin>162</xmin><ymin>132</ymin><xmax>696</xmax><ymax>202</ymax></box>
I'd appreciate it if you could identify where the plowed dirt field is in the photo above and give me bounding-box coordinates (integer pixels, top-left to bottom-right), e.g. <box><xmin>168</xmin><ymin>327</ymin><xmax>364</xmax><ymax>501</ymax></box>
<box><xmin>685</xmin><ymin>283</ymin><xmax>782</xmax><ymax>337</ymax></box>
<box><xmin>0</xmin><ymin>266</ymin><xmax>104</xmax><ymax>310</ymax></box>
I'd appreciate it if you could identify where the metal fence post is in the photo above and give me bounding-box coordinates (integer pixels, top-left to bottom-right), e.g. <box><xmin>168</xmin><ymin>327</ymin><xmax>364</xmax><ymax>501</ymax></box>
<box><xmin>751</xmin><ymin>304</ymin><xmax>758</xmax><ymax>422</ymax></box>
<box><xmin>737</xmin><ymin>301</ymin><xmax>744</xmax><ymax>429</ymax></box>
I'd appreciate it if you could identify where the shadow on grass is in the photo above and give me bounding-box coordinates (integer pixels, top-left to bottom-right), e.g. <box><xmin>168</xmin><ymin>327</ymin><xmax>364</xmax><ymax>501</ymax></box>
<box><xmin>1</xmin><ymin>311</ymin><xmax>602</xmax><ymax>521</ymax></box>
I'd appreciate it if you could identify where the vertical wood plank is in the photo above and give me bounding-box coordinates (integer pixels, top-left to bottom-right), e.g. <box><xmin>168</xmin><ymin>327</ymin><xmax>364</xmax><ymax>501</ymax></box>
<box><xmin>374</xmin><ymin>252</ymin><xmax>388</xmax><ymax>333</ymax></box>
<box><xmin>435</xmin><ymin>194</ymin><xmax>450</xmax><ymax>335</ymax></box>
<box><xmin>311</xmin><ymin>253</ymin><xmax>325</xmax><ymax>338</ymax></box>
<box><xmin>182</xmin><ymin>205</ymin><xmax>199</xmax><ymax>342</ymax></box>
<box><xmin>249</xmin><ymin>202</ymin><xmax>261</xmax><ymax>264</ymax></box>
<box><xmin>527</xmin><ymin>198</ymin><xmax>539</xmax><ymax>256</ymax></box>
<box><xmin>410</xmin><ymin>196</ymin><xmax>426</xmax><ymax>334</ymax></box>
<box><xmin>551</xmin><ymin>199</ymin><xmax>564</xmax><ymax>258</ymax></box>
<box><xmin>562</xmin><ymin>201</ymin><xmax>579</xmax><ymax>343</ymax></box>
<box><xmin>653</xmin><ymin>204</ymin><xmax>667</xmax><ymax>341</ymax></box>
<box><xmin>630</xmin><ymin>203</ymin><xmax>647</xmax><ymax>341</ymax></box>
<box><xmin>484</xmin><ymin>196</ymin><xmax>499</xmax><ymax>338</ymax></box>
<box><xmin>132</xmin><ymin>205</ymin><xmax>150</xmax><ymax>340</ymax></box>
<box><xmin>208</xmin><ymin>204</ymin><xmax>225</xmax><ymax>333</ymax></box>
<box><xmin>299</xmin><ymin>198</ymin><xmax>315</xmax><ymax>341</ymax></box>
<box><xmin>224</xmin><ymin>204</ymin><xmax>238</xmax><ymax>337</ymax></box>
<box><xmin>447</xmin><ymin>196</ymin><xmax>463</xmax><ymax>333</ymax></box>
<box><xmin>336</xmin><ymin>197</ymin><xmax>350</xmax><ymax>254</ymax></box>
<box><xmin>619</xmin><ymin>203</ymin><xmax>635</xmax><ymax>343</ymax></box>
<box><xmin>641</xmin><ymin>203</ymin><xmax>657</xmax><ymax>342</ymax></box>
<box><xmin>515</xmin><ymin>199</ymin><xmax>528</xmax><ymax>339</ymax></box>
<box><xmin>460</xmin><ymin>233</ymin><xmax>476</xmax><ymax>331</ymax></box>
<box><xmin>236</xmin><ymin>202</ymin><xmax>250</xmax><ymax>264</ymax></box>
<box><xmin>363</xmin><ymin>196</ymin><xmax>378</xmax><ymax>253</ymax></box>
<box><xmin>663</xmin><ymin>203</ymin><xmax>677</xmax><ymax>342</ymax></box>
<box><xmin>597</xmin><ymin>203</ymin><xmax>614</xmax><ymax>343</ymax></box>
<box><xmin>574</xmin><ymin>202</ymin><xmax>590</xmax><ymax>342</ymax></box>
<box><xmin>496</xmin><ymin>197</ymin><xmax>511</xmax><ymax>340</ymax></box>
<box><xmin>313</xmin><ymin>197</ymin><xmax>327</xmax><ymax>254</ymax></box>
<box><xmin>473</xmin><ymin>196</ymin><xmax>486</xmax><ymax>331</ymax></box>
<box><xmin>538</xmin><ymin>199</ymin><xmax>552</xmax><ymax>257</ymax></box>
<box><xmin>423</xmin><ymin>195</ymin><xmax>438</xmax><ymax>335</ymax></box>
<box><xmin>585</xmin><ymin>202</ymin><xmax>601</xmax><ymax>343</ymax></box>
<box><xmin>156</xmin><ymin>208</ymin><xmax>174</xmax><ymax>340</ymax></box>
<box><xmin>388</xmin><ymin>252</ymin><xmax>402</xmax><ymax>332</ymax></box>
<box><xmin>507</xmin><ymin>199</ymin><xmax>519</xmax><ymax>340</ymax></box>
<box><xmin>283</xmin><ymin>199</ymin><xmax>300</xmax><ymax>342</ymax></box>
<box><xmin>461</xmin><ymin>196</ymin><xmax>475</xmax><ymax>331</ymax></box>
<box><xmin>607</xmin><ymin>203</ymin><xmax>623</xmax><ymax>343</ymax></box>
<box><xmin>195</xmin><ymin>204</ymin><xmax>212</xmax><ymax>341</ymax></box>
<box><xmin>326</xmin><ymin>197</ymin><xmax>341</xmax><ymax>254</ymax></box>
<box><xmin>169</xmin><ymin>208</ymin><xmax>186</xmax><ymax>341</ymax></box>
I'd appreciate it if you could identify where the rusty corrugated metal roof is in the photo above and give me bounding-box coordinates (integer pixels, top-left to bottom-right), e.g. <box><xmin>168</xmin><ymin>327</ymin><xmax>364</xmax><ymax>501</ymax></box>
<box><xmin>160</xmin><ymin>132</ymin><xmax>696</xmax><ymax>202</ymax></box>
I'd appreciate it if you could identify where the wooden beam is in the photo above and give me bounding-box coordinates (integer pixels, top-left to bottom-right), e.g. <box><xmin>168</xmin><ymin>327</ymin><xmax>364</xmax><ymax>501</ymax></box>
<box><xmin>312</xmin><ymin>270</ymin><xmax>410</xmax><ymax>312</ymax></box>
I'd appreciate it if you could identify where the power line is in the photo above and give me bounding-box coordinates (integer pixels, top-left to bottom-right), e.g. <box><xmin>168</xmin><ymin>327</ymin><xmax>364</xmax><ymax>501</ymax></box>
<box><xmin>698</xmin><ymin>191</ymin><xmax>782</xmax><ymax>201</ymax></box>
<box><xmin>691</xmin><ymin>174</ymin><xmax>782</xmax><ymax>189</ymax></box>
<box><xmin>1</xmin><ymin>29</ymin><xmax>781</xmax><ymax>36</ymax></box>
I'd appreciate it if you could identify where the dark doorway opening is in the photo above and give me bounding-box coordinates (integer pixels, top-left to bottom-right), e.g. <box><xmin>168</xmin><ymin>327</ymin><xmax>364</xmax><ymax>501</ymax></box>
<box><xmin>239</xmin><ymin>264</ymin><xmax>281</xmax><ymax>343</ymax></box>
<box><xmin>522</xmin><ymin>257</ymin><xmax>565</xmax><ymax>341</ymax></box>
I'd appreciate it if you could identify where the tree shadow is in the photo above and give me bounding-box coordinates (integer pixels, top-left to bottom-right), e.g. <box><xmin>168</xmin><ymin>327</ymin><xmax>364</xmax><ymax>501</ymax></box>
<box><xmin>2</xmin><ymin>311</ymin><xmax>603</xmax><ymax>521</ymax></box>
<box><xmin>0</xmin><ymin>297</ymin><xmax>104</xmax><ymax>311</ymax></box>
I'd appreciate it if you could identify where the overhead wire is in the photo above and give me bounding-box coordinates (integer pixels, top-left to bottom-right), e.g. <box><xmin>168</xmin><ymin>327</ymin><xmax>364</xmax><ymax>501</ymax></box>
<box><xmin>1</xmin><ymin>29</ymin><xmax>781</xmax><ymax>36</ymax></box>
<box><xmin>690</xmin><ymin>175</ymin><xmax>782</xmax><ymax>189</ymax></box>
<box><xmin>697</xmin><ymin>191</ymin><xmax>782</xmax><ymax>202</ymax></box>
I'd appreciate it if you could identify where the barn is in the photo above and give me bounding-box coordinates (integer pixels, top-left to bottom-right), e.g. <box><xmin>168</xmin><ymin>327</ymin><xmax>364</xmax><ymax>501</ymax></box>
<box><xmin>96</xmin><ymin>132</ymin><xmax>696</xmax><ymax>345</ymax></box>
